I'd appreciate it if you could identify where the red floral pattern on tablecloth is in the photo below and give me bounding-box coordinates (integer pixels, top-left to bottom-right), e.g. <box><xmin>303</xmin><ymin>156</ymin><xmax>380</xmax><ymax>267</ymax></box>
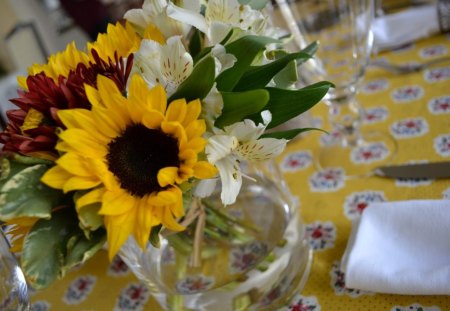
<box><xmin>351</xmin><ymin>142</ymin><xmax>390</xmax><ymax>164</ymax></box>
<box><xmin>229</xmin><ymin>241</ymin><xmax>268</xmax><ymax>274</ymax></box>
<box><xmin>281</xmin><ymin>294</ymin><xmax>321</xmax><ymax>311</ymax></box>
<box><xmin>434</xmin><ymin>134</ymin><xmax>450</xmax><ymax>157</ymax></box>
<box><xmin>114</xmin><ymin>283</ymin><xmax>150</xmax><ymax>311</ymax></box>
<box><xmin>344</xmin><ymin>191</ymin><xmax>386</xmax><ymax>220</ymax></box>
<box><xmin>63</xmin><ymin>275</ymin><xmax>96</xmax><ymax>304</ymax></box>
<box><xmin>281</xmin><ymin>151</ymin><xmax>312</xmax><ymax>172</ymax></box>
<box><xmin>391</xmin><ymin>304</ymin><xmax>441</xmax><ymax>311</ymax></box>
<box><xmin>419</xmin><ymin>44</ymin><xmax>448</xmax><ymax>58</ymax></box>
<box><xmin>361</xmin><ymin>79</ymin><xmax>389</xmax><ymax>94</ymax></box>
<box><xmin>309</xmin><ymin>168</ymin><xmax>345</xmax><ymax>192</ymax></box>
<box><xmin>428</xmin><ymin>95</ymin><xmax>450</xmax><ymax>114</ymax></box>
<box><xmin>391</xmin><ymin>118</ymin><xmax>429</xmax><ymax>138</ymax></box>
<box><xmin>108</xmin><ymin>256</ymin><xmax>130</xmax><ymax>277</ymax></box>
<box><xmin>305</xmin><ymin>221</ymin><xmax>336</xmax><ymax>250</ymax></box>
<box><xmin>391</xmin><ymin>85</ymin><xmax>424</xmax><ymax>102</ymax></box>
<box><xmin>176</xmin><ymin>275</ymin><xmax>215</xmax><ymax>294</ymax></box>
<box><xmin>30</xmin><ymin>300</ymin><xmax>50</xmax><ymax>311</ymax></box>
<box><xmin>363</xmin><ymin>106</ymin><xmax>389</xmax><ymax>123</ymax></box>
<box><xmin>330</xmin><ymin>261</ymin><xmax>373</xmax><ymax>297</ymax></box>
<box><xmin>424</xmin><ymin>66</ymin><xmax>450</xmax><ymax>83</ymax></box>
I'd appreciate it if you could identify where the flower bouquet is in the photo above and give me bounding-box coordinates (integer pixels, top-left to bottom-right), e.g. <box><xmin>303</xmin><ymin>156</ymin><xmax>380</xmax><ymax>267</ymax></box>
<box><xmin>0</xmin><ymin>0</ymin><xmax>331</xmax><ymax>308</ymax></box>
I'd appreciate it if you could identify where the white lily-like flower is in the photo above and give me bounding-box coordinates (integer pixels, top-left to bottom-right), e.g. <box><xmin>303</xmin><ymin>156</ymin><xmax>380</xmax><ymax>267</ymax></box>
<box><xmin>133</xmin><ymin>36</ymin><xmax>193</xmax><ymax>95</ymax></box>
<box><xmin>211</xmin><ymin>44</ymin><xmax>237</xmax><ymax>76</ymax></box>
<box><xmin>124</xmin><ymin>0</ymin><xmax>199</xmax><ymax>38</ymax></box>
<box><xmin>204</xmin><ymin>111</ymin><xmax>287</xmax><ymax>205</ymax></box>
<box><xmin>167</xmin><ymin>0</ymin><xmax>268</xmax><ymax>45</ymax></box>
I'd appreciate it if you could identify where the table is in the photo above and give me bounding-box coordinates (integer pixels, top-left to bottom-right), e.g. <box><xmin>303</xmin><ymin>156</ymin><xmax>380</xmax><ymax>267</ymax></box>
<box><xmin>31</xmin><ymin>33</ymin><xmax>450</xmax><ymax>311</ymax></box>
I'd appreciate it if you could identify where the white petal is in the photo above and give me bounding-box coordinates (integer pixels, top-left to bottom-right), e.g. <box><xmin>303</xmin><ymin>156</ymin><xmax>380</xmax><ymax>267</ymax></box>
<box><xmin>236</xmin><ymin>138</ymin><xmax>287</xmax><ymax>161</ymax></box>
<box><xmin>225</xmin><ymin>111</ymin><xmax>272</xmax><ymax>141</ymax></box>
<box><xmin>209</xmin><ymin>22</ymin><xmax>233</xmax><ymax>45</ymax></box>
<box><xmin>166</xmin><ymin>2</ymin><xmax>208</xmax><ymax>34</ymax></box>
<box><xmin>124</xmin><ymin>9</ymin><xmax>149</xmax><ymax>30</ymax></box>
<box><xmin>205</xmin><ymin>0</ymin><xmax>240</xmax><ymax>25</ymax></box>
<box><xmin>212</xmin><ymin>44</ymin><xmax>237</xmax><ymax>74</ymax></box>
<box><xmin>143</xmin><ymin>0</ymin><xmax>167</xmax><ymax>15</ymax></box>
<box><xmin>193</xmin><ymin>178</ymin><xmax>217</xmax><ymax>198</ymax></box>
<box><xmin>206</xmin><ymin>135</ymin><xmax>238</xmax><ymax>164</ymax></box>
<box><xmin>134</xmin><ymin>40</ymin><xmax>165</xmax><ymax>89</ymax></box>
<box><xmin>215</xmin><ymin>157</ymin><xmax>242</xmax><ymax>205</ymax></box>
<box><xmin>202</xmin><ymin>85</ymin><xmax>224</xmax><ymax>129</ymax></box>
<box><xmin>160</xmin><ymin>36</ymin><xmax>193</xmax><ymax>92</ymax></box>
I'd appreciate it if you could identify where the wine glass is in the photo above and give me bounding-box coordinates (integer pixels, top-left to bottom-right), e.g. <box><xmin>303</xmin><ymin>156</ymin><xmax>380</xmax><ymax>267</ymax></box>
<box><xmin>0</xmin><ymin>228</ymin><xmax>30</xmax><ymax>311</ymax></box>
<box><xmin>273</xmin><ymin>0</ymin><xmax>397</xmax><ymax>178</ymax></box>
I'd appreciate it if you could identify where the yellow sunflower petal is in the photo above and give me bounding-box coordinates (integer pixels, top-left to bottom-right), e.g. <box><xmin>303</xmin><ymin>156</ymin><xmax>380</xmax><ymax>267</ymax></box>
<box><xmin>184</xmin><ymin>137</ymin><xmax>207</xmax><ymax>153</ymax></box>
<box><xmin>141</xmin><ymin>110</ymin><xmax>165</xmax><ymax>129</ymax></box>
<box><xmin>167</xmin><ymin>187</ymin><xmax>184</xmax><ymax>218</ymax></box>
<box><xmin>148</xmin><ymin>84</ymin><xmax>167</xmax><ymax>113</ymax></box>
<box><xmin>85</xmin><ymin>84</ymin><xmax>103</xmax><ymax>108</ymax></box>
<box><xmin>161</xmin><ymin>121</ymin><xmax>187</xmax><ymax>142</ymax></box>
<box><xmin>76</xmin><ymin>187</ymin><xmax>106</xmax><ymax>211</ymax></box>
<box><xmin>192</xmin><ymin>161</ymin><xmax>218</xmax><ymax>179</ymax></box>
<box><xmin>166</xmin><ymin>99</ymin><xmax>187</xmax><ymax>123</ymax></box>
<box><xmin>41</xmin><ymin>166</ymin><xmax>73</xmax><ymax>189</ymax></box>
<box><xmin>63</xmin><ymin>176</ymin><xmax>101</xmax><ymax>193</ymax></box>
<box><xmin>56</xmin><ymin>153</ymin><xmax>94</xmax><ymax>177</ymax></box>
<box><xmin>162</xmin><ymin>207</ymin><xmax>185</xmax><ymax>232</ymax></box>
<box><xmin>183</xmin><ymin>99</ymin><xmax>202</xmax><ymax>127</ymax></box>
<box><xmin>59</xmin><ymin>129</ymin><xmax>107</xmax><ymax>158</ymax></box>
<box><xmin>105</xmin><ymin>213</ymin><xmax>135</xmax><ymax>260</ymax></box>
<box><xmin>149</xmin><ymin>188</ymin><xmax>179</xmax><ymax>206</ymax></box>
<box><xmin>99</xmin><ymin>190</ymin><xmax>136</xmax><ymax>216</ymax></box>
<box><xmin>185</xmin><ymin>119</ymin><xmax>206</xmax><ymax>140</ymax></box>
<box><xmin>157</xmin><ymin>167</ymin><xmax>179</xmax><ymax>187</ymax></box>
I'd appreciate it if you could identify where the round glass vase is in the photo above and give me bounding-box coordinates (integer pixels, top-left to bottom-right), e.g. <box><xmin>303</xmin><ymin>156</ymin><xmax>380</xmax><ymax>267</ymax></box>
<box><xmin>119</xmin><ymin>160</ymin><xmax>312</xmax><ymax>311</ymax></box>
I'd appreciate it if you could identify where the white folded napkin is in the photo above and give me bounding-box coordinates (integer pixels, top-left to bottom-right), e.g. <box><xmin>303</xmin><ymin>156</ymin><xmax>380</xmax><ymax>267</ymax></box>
<box><xmin>341</xmin><ymin>199</ymin><xmax>450</xmax><ymax>295</ymax></box>
<box><xmin>373</xmin><ymin>4</ymin><xmax>440</xmax><ymax>51</ymax></box>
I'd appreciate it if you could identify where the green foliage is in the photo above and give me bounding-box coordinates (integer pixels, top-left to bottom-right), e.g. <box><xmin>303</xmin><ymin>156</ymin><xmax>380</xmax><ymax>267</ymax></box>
<box><xmin>0</xmin><ymin>156</ymin><xmax>63</xmax><ymax>220</ymax></box>
<box><xmin>169</xmin><ymin>56</ymin><xmax>216</xmax><ymax>102</ymax></box>
<box><xmin>215</xmin><ymin>89</ymin><xmax>270</xmax><ymax>128</ymax></box>
<box><xmin>21</xmin><ymin>208</ymin><xmax>105</xmax><ymax>290</ymax></box>
<box><xmin>247</xmin><ymin>81</ymin><xmax>334</xmax><ymax>128</ymax></box>
<box><xmin>216</xmin><ymin>35</ymin><xmax>278</xmax><ymax>91</ymax></box>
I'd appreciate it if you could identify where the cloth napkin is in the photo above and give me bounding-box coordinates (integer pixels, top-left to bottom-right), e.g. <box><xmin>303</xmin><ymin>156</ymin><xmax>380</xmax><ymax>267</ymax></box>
<box><xmin>341</xmin><ymin>199</ymin><xmax>450</xmax><ymax>295</ymax></box>
<box><xmin>373</xmin><ymin>4</ymin><xmax>440</xmax><ymax>51</ymax></box>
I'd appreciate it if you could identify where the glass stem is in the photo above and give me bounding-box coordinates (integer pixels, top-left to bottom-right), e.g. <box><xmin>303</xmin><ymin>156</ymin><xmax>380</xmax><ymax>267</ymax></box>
<box><xmin>327</xmin><ymin>93</ymin><xmax>363</xmax><ymax>148</ymax></box>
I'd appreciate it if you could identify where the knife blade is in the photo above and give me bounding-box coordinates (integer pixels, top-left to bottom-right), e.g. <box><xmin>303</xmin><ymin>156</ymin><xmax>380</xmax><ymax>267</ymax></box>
<box><xmin>374</xmin><ymin>162</ymin><xmax>450</xmax><ymax>179</ymax></box>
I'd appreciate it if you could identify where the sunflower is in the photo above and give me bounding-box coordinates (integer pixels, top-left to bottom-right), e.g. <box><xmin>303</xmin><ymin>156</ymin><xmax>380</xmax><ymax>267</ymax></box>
<box><xmin>41</xmin><ymin>74</ymin><xmax>217</xmax><ymax>259</ymax></box>
<box><xmin>18</xmin><ymin>42</ymin><xmax>89</xmax><ymax>89</ymax></box>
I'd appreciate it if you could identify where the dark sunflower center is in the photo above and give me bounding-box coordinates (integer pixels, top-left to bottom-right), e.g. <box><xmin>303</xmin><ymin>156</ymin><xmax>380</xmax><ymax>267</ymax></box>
<box><xmin>107</xmin><ymin>124</ymin><xmax>180</xmax><ymax>197</ymax></box>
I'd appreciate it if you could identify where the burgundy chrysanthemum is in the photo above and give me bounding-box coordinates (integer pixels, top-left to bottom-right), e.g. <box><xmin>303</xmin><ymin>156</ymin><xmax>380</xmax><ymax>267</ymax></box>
<box><xmin>0</xmin><ymin>50</ymin><xmax>134</xmax><ymax>159</ymax></box>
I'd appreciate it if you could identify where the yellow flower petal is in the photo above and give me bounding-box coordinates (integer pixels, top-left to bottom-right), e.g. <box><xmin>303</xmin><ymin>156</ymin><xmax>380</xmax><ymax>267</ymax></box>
<box><xmin>185</xmin><ymin>119</ymin><xmax>206</xmax><ymax>140</ymax></box>
<box><xmin>157</xmin><ymin>167</ymin><xmax>179</xmax><ymax>187</ymax></box>
<box><xmin>141</xmin><ymin>110</ymin><xmax>165</xmax><ymax>129</ymax></box>
<box><xmin>59</xmin><ymin>129</ymin><xmax>107</xmax><ymax>158</ymax></box>
<box><xmin>99</xmin><ymin>190</ymin><xmax>136</xmax><ymax>216</ymax></box>
<box><xmin>143</xmin><ymin>23</ymin><xmax>165</xmax><ymax>44</ymax></box>
<box><xmin>56</xmin><ymin>153</ymin><xmax>94</xmax><ymax>177</ymax></box>
<box><xmin>63</xmin><ymin>176</ymin><xmax>102</xmax><ymax>193</ymax></box>
<box><xmin>162</xmin><ymin>207</ymin><xmax>185</xmax><ymax>232</ymax></box>
<box><xmin>161</xmin><ymin>121</ymin><xmax>187</xmax><ymax>142</ymax></box>
<box><xmin>166</xmin><ymin>99</ymin><xmax>187</xmax><ymax>123</ymax></box>
<box><xmin>148</xmin><ymin>84</ymin><xmax>167</xmax><ymax>113</ymax></box>
<box><xmin>41</xmin><ymin>166</ymin><xmax>73</xmax><ymax>189</ymax></box>
<box><xmin>104</xmin><ymin>213</ymin><xmax>135</xmax><ymax>260</ymax></box>
<box><xmin>185</xmin><ymin>137</ymin><xmax>207</xmax><ymax>153</ymax></box>
<box><xmin>76</xmin><ymin>187</ymin><xmax>106</xmax><ymax>211</ymax></box>
<box><xmin>193</xmin><ymin>161</ymin><xmax>218</xmax><ymax>179</ymax></box>
<box><xmin>183</xmin><ymin>99</ymin><xmax>202</xmax><ymax>127</ymax></box>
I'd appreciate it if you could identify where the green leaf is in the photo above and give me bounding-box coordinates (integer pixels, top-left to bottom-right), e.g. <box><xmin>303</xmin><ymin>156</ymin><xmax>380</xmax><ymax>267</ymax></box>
<box><xmin>188</xmin><ymin>28</ymin><xmax>202</xmax><ymax>59</ymax></box>
<box><xmin>21</xmin><ymin>208</ymin><xmax>77</xmax><ymax>289</ymax></box>
<box><xmin>248</xmin><ymin>81</ymin><xmax>334</xmax><ymax>129</ymax></box>
<box><xmin>0</xmin><ymin>164</ymin><xmax>64</xmax><ymax>220</ymax></box>
<box><xmin>233</xmin><ymin>50</ymin><xmax>313</xmax><ymax>91</ymax></box>
<box><xmin>149</xmin><ymin>225</ymin><xmax>162</xmax><ymax>248</ymax></box>
<box><xmin>169</xmin><ymin>56</ymin><xmax>215</xmax><ymax>102</ymax></box>
<box><xmin>73</xmin><ymin>191</ymin><xmax>103</xmax><ymax>237</ymax></box>
<box><xmin>214</xmin><ymin>89</ymin><xmax>270</xmax><ymax>128</ymax></box>
<box><xmin>216</xmin><ymin>35</ymin><xmax>278</xmax><ymax>92</ymax></box>
<box><xmin>64</xmin><ymin>228</ymin><xmax>106</xmax><ymax>274</ymax></box>
<box><xmin>262</xmin><ymin>127</ymin><xmax>327</xmax><ymax>140</ymax></box>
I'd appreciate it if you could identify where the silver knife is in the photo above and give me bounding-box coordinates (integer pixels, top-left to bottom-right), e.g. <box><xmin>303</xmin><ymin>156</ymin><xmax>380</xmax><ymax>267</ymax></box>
<box><xmin>374</xmin><ymin>162</ymin><xmax>450</xmax><ymax>179</ymax></box>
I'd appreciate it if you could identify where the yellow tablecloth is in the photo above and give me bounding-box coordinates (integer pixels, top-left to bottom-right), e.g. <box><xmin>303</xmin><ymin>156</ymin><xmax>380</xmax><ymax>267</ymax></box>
<box><xmin>31</xmin><ymin>33</ymin><xmax>450</xmax><ymax>311</ymax></box>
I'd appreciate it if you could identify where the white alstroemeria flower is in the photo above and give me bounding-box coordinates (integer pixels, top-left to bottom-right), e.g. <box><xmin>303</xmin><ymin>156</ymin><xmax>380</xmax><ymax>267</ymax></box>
<box><xmin>204</xmin><ymin>111</ymin><xmax>287</xmax><ymax>205</ymax></box>
<box><xmin>167</xmin><ymin>0</ymin><xmax>268</xmax><ymax>45</ymax></box>
<box><xmin>124</xmin><ymin>0</ymin><xmax>199</xmax><ymax>38</ymax></box>
<box><xmin>211</xmin><ymin>44</ymin><xmax>237</xmax><ymax>76</ymax></box>
<box><xmin>201</xmin><ymin>84</ymin><xmax>223</xmax><ymax>130</ymax></box>
<box><xmin>133</xmin><ymin>36</ymin><xmax>193</xmax><ymax>95</ymax></box>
